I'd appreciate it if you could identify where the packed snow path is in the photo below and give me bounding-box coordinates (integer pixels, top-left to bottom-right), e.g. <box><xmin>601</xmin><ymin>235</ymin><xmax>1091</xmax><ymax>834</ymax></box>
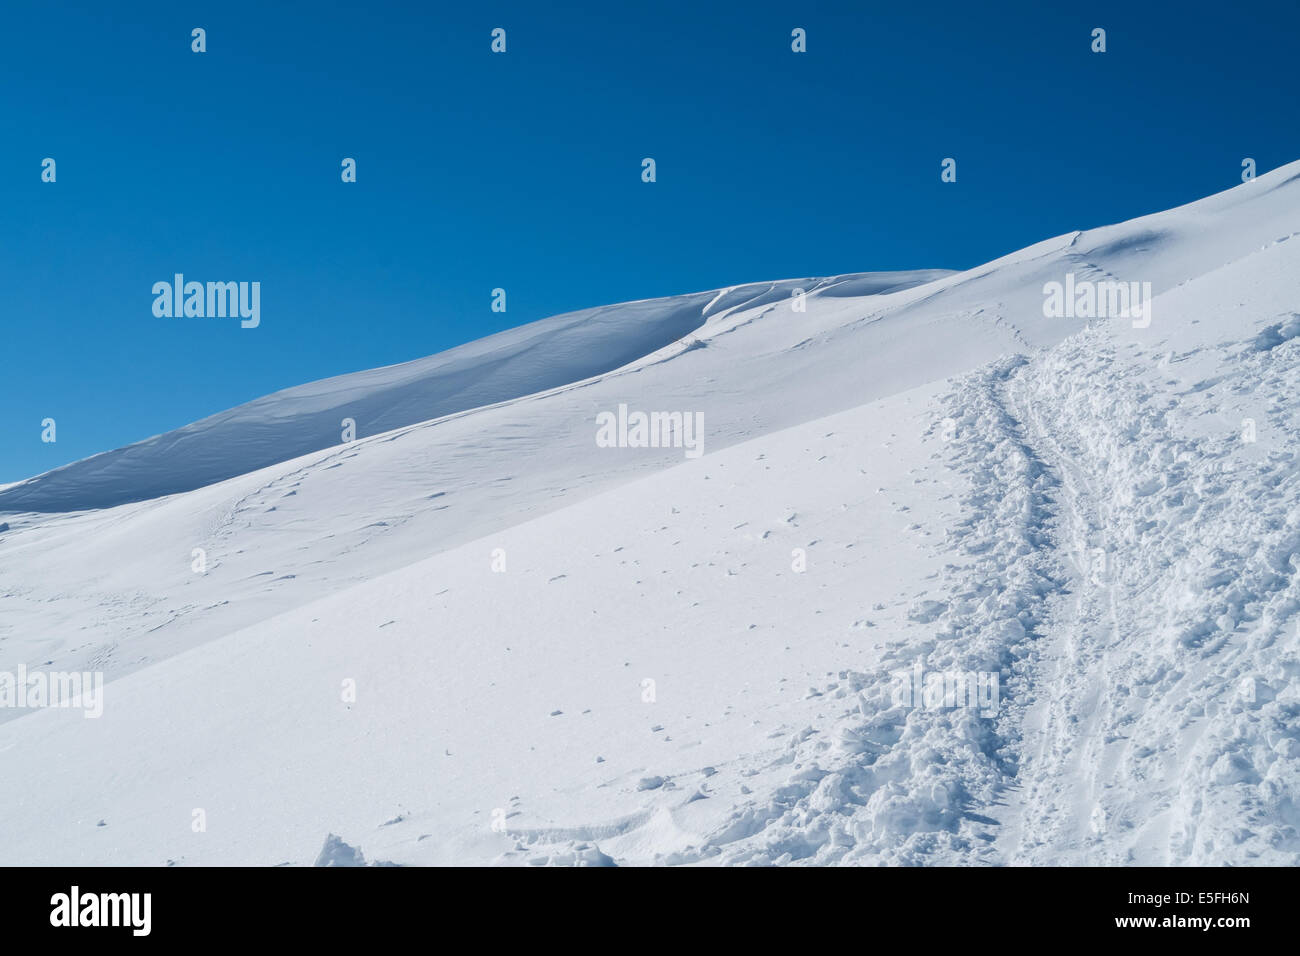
<box><xmin>500</xmin><ymin>310</ymin><xmax>1300</xmax><ymax>866</ymax></box>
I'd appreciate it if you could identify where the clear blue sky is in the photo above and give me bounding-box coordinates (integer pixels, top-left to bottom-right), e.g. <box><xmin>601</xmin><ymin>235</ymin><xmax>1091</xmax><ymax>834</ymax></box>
<box><xmin>4</xmin><ymin>0</ymin><xmax>1298</xmax><ymax>483</ymax></box>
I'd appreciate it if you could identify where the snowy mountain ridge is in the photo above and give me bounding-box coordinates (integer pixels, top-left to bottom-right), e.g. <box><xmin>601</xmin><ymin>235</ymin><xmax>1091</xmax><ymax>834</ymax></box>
<box><xmin>1</xmin><ymin>162</ymin><xmax>1299</xmax><ymax>866</ymax></box>
<box><xmin>0</xmin><ymin>270</ymin><xmax>951</xmax><ymax>512</ymax></box>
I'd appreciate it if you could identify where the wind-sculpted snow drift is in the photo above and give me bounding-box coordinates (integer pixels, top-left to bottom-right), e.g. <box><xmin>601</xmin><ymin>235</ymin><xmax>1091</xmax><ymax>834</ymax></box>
<box><xmin>1</xmin><ymin>164</ymin><xmax>1299</xmax><ymax>866</ymax></box>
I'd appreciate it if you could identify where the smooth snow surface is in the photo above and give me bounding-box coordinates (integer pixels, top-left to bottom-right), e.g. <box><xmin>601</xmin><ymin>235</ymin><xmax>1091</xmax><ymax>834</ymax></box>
<box><xmin>2</xmin><ymin>165</ymin><xmax>1299</xmax><ymax>866</ymax></box>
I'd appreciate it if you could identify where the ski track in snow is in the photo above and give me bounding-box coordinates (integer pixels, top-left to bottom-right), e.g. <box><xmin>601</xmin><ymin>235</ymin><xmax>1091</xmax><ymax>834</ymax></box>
<box><xmin>502</xmin><ymin>358</ymin><xmax>1066</xmax><ymax>866</ymax></box>
<box><xmin>502</xmin><ymin>311</ymin><xmax>1300</xmax><ymax>866</ymax></box>
<box><xmin>497</xmin><ymin>311</ymin><xmax>1300</xmax><ymax>865</ymax></box>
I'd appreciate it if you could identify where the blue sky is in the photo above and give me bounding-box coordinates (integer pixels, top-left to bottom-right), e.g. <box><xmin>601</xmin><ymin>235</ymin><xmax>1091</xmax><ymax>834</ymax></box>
<box><xmin>4</xmin><ymin>0</ymin><xmax>1299</xmax><ymax>482</ymax></box>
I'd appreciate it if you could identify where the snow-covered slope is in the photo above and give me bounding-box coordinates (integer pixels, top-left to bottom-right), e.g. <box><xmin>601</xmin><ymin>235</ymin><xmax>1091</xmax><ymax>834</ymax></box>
<box><xmin>1</xmin><ymin>164</ymin><xmax>1298</xmax><ymax>866</ymax></box>
<box><xmin>0</xmin><ymin>270</ymin><xmax>951</xmax><ymax>513</ymax></box>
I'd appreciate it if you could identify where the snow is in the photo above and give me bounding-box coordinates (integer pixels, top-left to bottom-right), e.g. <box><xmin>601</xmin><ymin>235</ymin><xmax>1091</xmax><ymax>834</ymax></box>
<box><xmin>1</xmin><ymin>163</ymin><xmax>1299</xmax><ymax>866</ymax></box>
